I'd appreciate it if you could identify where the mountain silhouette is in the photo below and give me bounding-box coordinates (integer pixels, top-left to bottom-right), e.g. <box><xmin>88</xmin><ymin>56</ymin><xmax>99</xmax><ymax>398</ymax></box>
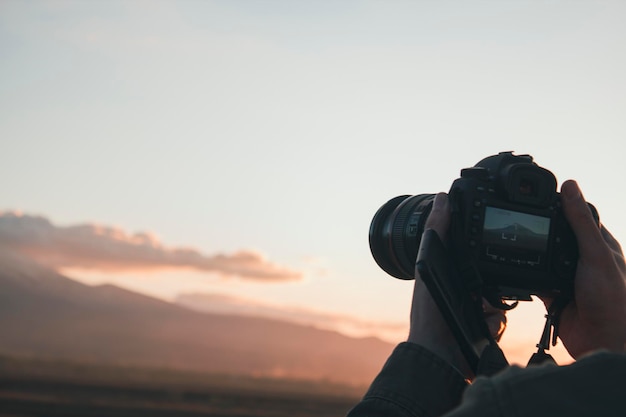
<box><xmin>483</xmin><ymin>222</ymin><xmax>548</xmax><ymax>251</ymax></box>
<box><xmin>497</xmin><ymin>223</ymin><xmax>543</xmax><ymax>237</ymax></box>
<box><xmin>0</xmin><ymin>251</ymin><xmax>393</xmax><ymax>385</ymax></box>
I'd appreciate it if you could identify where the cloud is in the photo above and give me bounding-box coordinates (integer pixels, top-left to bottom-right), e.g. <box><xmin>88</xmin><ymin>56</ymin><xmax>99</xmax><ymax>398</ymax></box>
<box><xmin>176</xmin><ymin>292</ymin><xmax>408</xmax><ymax>342</ymax></box>
<box><xmin>0</xmin><ymin>211</ymin><xmax>301</xmax><ymax>282</ymax></box>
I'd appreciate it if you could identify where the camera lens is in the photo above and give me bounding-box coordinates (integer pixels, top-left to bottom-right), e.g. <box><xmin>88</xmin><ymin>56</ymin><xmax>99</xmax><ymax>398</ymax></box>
<box><xmin>369</xmin><ymin>194</ymin><xmax>435</xmax><ymax>280</ymax></box>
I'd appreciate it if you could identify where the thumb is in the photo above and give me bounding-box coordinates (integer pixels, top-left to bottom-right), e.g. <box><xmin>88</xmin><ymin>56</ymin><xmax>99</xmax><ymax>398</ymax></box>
<box><xmin>560</xmin><ymin>180</ymin><xmax>603</xmax><ymax>261</ymax></box>
<box><xmin>424</xmin><ymin>193</ymin><xmax>450</xmax><ymax>240</ymax></box>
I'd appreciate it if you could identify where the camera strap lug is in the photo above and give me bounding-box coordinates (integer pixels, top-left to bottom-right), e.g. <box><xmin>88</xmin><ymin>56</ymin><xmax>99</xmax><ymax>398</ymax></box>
<box><xmin>527</xmin><ymin>298</ymin><xmax>566</xmax><ymax>366</ymax></box>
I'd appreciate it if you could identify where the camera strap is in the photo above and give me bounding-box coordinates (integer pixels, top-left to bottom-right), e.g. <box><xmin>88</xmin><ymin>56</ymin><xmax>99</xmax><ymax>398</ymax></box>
<box><xmin>527</xmin><ymin>298</ymin><xmax>567</xmax><ymax>366</ymax></box>
<box><xmin>469</xmin><ymin>290</ymin><xmax>510</xmax><ymax>376</ymax></box>
<box><xmin>476</xmin><ymin>342</ymin><xmax>509</xmax><ymax>376</ymax></box>
<box><xmin>444</xmin><ymin>236</ymin><xmax>511</xmax><ymax>374</ymax></box>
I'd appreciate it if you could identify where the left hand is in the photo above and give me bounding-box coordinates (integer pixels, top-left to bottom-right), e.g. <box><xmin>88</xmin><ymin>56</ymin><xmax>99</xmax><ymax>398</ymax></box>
<box><xmin>407</xmin><ymin>193</ymin><xmax>507</xmax><ymax>377</ymax></box>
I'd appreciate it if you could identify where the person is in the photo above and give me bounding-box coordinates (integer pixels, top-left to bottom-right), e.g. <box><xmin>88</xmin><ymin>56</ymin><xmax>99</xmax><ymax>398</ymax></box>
<box><xmin>347</xmin><ymin>180</ymin><xmax>626</xmax><ymax>417</ymax></box>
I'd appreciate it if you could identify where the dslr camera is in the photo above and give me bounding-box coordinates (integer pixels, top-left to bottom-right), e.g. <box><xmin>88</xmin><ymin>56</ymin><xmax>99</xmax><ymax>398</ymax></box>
<box><xmin>369</xmin><ymin>151</ymin><xmax>598</xmax><ymax>302</ymax></box>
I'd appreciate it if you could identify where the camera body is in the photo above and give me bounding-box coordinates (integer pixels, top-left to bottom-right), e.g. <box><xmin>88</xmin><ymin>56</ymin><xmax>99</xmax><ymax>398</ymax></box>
<box><xmin>369</xmin><ymin>151</ymin><xmax>597</xmax><ymax>300</ymax></box>
<box><xmin>446</xmin><ymin>151</ymin><xmax>581</xmax><ymax>300</ymax></box>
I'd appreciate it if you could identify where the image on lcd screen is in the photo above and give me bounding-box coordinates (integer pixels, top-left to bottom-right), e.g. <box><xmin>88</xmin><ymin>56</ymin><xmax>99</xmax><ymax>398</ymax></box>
<box><xmin>482</xmin><ymin>207</ymin><xmax>550</xmax><ymax>251</ymax></box>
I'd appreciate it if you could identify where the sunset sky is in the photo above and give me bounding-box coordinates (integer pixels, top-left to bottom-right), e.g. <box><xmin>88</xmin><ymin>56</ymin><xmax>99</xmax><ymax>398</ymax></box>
<box><xmin>2</xmin><ymin>1</ymin><xmax>625</xmax><ymax>366</ymax></box>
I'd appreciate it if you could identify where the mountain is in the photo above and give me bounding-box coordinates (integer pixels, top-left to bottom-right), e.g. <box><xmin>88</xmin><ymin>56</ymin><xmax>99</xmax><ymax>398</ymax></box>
<box><xmin>0</xmin><ymin>251</ymin><xmax>393</xmax><ymax>385</ymax></box>
<box><xmin>498</xmin><ymin>223</ymin><xmax>544</xmax><ymax>237</ymax></box>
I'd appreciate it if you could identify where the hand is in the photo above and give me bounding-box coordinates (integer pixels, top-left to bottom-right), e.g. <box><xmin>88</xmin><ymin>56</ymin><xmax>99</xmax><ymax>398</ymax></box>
<box><xmin>543</xmin><ymin>180</ymin><xmax>626</xmax><ymax>358</ymax></box>
<box><xmin>407</xmin><ymin>193</ymin><xmax>507</xmax><ymax>377</ymax></box>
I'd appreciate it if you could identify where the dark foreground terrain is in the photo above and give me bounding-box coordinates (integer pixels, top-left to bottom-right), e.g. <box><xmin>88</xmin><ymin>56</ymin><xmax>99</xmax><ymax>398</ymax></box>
<box><xmin>0</xmin><ymin>355</ymin><xmax>363</xmax><ymax>417</ymax></box>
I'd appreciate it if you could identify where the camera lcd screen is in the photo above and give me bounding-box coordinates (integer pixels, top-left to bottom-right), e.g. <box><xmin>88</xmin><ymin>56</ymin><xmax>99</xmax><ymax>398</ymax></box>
<box><xmin>482</xmin><ymin>207</ymin><xmax>550</xmax><ymax>252</ymax></box>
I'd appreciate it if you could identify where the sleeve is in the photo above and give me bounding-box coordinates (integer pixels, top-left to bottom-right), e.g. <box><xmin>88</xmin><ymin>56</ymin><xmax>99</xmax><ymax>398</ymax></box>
<box><xmin>347</xmin><ymin>342</ymin><xmax>469</xmax><ymax>417</ymax></box>
<box><xmin>444</xmin><ymin>351</ymin><xmax>626</xmax><ymax>417</ymax></box>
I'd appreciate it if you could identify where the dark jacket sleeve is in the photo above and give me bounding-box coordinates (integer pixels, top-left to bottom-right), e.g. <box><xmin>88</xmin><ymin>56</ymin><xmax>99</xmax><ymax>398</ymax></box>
<box><xmin>348</xmin><ymin>344</ymin><xmax>626</xmax><ymax>417</ymax></box>
<box><xmin>445</xmin><ymin>351</ymin><xmax>626</xmax><ymax>417</ymax></box>
<box><xmin>347</xmin><ymin>342</ymin><xmax>469</xmax><ymax>417</ymax></box>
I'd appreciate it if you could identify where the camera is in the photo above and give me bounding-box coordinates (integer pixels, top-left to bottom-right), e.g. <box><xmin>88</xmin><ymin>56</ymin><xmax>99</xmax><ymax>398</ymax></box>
<box><xmin>369</xmin><ymin>151</ymin><xmax>598</xmax><ymax>301</ymax></box>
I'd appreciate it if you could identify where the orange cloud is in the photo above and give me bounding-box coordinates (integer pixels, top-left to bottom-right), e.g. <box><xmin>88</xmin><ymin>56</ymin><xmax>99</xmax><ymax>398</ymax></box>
<box><xmin>0</xmin><ymin>211</ymin><xmax>301</xmax><ymax>282</ymax></box>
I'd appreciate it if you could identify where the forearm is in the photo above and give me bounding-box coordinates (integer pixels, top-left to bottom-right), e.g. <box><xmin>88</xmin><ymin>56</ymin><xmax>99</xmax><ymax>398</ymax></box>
<box><xmin>347</xmin><ymin>343</ymin><xmax>469</xmax><ymax>417</ymax></box>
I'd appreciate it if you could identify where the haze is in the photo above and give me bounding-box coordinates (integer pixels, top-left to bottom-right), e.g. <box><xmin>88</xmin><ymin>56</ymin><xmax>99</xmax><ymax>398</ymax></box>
<box><xmin>2</xmin><ymin>1</ymin><xmax>625</xmax><ymax>367</ymax></box>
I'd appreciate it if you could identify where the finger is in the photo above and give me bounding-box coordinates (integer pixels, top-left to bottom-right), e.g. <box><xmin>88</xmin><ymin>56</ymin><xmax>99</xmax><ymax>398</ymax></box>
<box><xmin>560</xmin><ymin>180</ymin><xmax>606</xmax><ymax>261</ymax></box>
<box><xmin>601</xmin><ymin>226</ymin><xmax>625</xmax><ymax>257</ymax></box>
<box><xmin>424</xmin><ymin>193</ymin><xmax>450</xmax><ymax>240</ymax></box>
<box><xmin>482</xmin><ymin>298</ymin><xmax>507</xmax><ymax>341</ymax></box>
<box><xmin>601</xmin><ymin>227</ymin><xmax>626</xmax><ymax>274</ymax></box>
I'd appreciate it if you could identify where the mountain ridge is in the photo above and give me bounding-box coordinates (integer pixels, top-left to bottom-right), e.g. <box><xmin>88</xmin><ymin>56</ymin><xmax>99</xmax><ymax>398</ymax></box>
<box><xmin>0</xmin><ymin>251</ymin><xmax>393</xmax><ymax>385</ymax></box>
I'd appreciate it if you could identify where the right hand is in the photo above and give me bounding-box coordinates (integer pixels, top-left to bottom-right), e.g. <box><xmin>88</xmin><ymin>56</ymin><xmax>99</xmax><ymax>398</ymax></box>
<box><xmin>544</xmin><ymin>180</ymin><xmax>626</xmax><ymax>359</ymax></box>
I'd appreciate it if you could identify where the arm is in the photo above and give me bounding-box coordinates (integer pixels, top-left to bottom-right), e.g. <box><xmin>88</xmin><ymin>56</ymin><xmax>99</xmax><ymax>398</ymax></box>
<box><xmin>346</xmin><ymin>343</ymin><xmax>468</xmax><ymax>417</ymax></box>
<box><xmin>348</xmin><ymin>194</ymin><xmax>497</xmax><ymax>417</ymax></box>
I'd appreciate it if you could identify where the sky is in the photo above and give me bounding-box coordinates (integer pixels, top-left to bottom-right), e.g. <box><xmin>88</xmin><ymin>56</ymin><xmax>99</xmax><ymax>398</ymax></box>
<box><xmin>1</xmin><ymin>0</ymin><xmax>625</xmax><ymax>366</ymax></box>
